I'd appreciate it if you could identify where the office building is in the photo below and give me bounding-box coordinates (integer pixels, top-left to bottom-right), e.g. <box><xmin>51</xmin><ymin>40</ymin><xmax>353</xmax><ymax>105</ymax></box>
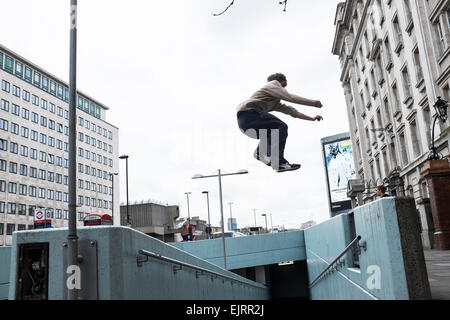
<box><xmin>0</xmin><ymin>44</ymin><xmax>119</xmax><ymax>245</ymax></box>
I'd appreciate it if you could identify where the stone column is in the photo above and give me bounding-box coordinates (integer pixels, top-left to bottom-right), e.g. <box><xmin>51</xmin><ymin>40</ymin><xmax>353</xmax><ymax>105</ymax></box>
<box><xmin>421</xmin><ymin>159</ymin><xmax>450</xmax><ymax>250</ymax></box>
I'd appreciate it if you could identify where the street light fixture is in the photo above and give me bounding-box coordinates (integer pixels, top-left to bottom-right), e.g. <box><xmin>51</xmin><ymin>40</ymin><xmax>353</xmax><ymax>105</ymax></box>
<box><xmin>202</xmin><ymin>191</ymin><xmax>212</xmax><ymax>239</ymax></box>
<box><xmin>192</xmin><ymin>169</ymin><xmax>249</xmax><ymax>269</ymax></box>
<box><xmin>429</xmin><ymin>97</ymin><xmax>449</xmax><ymax>160</ymax></box>
<box><xmin>119</xmin><ymin>155</ymin><xmax>130</xmax><ymax>226</ymax></box>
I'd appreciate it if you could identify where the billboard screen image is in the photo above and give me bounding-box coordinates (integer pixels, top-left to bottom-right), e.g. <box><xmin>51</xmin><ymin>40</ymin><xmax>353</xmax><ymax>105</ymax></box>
<box><xmin>324</xmin><ymin>139</ymin><xmax>356</xmax><ymax>204</ymax></box>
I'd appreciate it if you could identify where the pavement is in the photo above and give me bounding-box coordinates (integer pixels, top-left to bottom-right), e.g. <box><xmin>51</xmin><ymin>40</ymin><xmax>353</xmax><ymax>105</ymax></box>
<box><xmin>424</xmin><ymin>249</ymin><xmax>450</xmax><ymax>300</ymax></box>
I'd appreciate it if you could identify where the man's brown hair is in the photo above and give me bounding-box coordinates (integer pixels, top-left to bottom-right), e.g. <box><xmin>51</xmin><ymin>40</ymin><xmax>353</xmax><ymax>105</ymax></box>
<box><xmin>267</xmin><ymin>73</ymin><xmax>287</xmax><ymax>83</ymax></box>
<box><xmin>377</xmin><ymin>185</ymin><xmax>386</xmax><ymax>193</ymax></box>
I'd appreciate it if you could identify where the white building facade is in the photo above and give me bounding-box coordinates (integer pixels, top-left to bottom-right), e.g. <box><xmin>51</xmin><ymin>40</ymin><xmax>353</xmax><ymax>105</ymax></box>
<box><xmin>0</xmin><ymin>44</ymin><xmax>119</xmax><ymax>245</ymax></box>
<box><xmin>332</xmin><ymin>0</ymin><xmax>450</xmax><ymax>249</ymax></box>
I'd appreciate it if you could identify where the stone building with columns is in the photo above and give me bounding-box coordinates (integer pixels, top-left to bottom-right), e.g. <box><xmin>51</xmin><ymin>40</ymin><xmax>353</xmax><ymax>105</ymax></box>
<box><xmin>332</xmin><ymin>0</ymin><xmax>450</xmax><ymax>249</ymax></box>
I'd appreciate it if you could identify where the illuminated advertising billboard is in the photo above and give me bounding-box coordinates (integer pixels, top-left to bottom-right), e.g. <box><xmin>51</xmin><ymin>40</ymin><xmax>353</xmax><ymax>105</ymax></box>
<box><xmin>321</xmin><ymin>132</ymin><xmax>356</xmax><ymax>217</ymax></box>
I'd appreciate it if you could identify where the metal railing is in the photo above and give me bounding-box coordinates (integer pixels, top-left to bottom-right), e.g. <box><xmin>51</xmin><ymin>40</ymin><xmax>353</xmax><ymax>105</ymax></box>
<box><xmin>309</xmin><ymin>235</ymin><xmax>362</xmax><ymax>288</ymax></box>
<box><xmin>136</xmin><ymin>249</ymin><xmax>264</xmax><ymax>289</ymax></box>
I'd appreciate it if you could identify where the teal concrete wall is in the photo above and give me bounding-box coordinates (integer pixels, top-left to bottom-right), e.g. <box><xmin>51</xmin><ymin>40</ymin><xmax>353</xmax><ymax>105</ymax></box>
<box><xmin>170</xmin><ymin>231</ymin><xmax>306</xmax><ymax>270</ymax></box>
<box><xmin>0</xmin><ymin>246</ymin><xmax>11</xmax><ymax>300</ymax></box>
<box><xmin>4</xmin><ymin>198</ymin><xmax>430</xmax><ymax>300</ymax></box>
<box><xmin>304</xmin><ymin>197</ymin><xmax>431</xmax><ymax>300</ymax></box>
<box><xmin>8</xmin><ymin>227</ymin><xmax>269</xmax><ymax>300</ymax></box>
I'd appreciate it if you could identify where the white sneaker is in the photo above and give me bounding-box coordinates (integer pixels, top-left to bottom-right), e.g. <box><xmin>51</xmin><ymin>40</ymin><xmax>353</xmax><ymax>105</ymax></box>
<box><xmin>276</xmin><ymin>163</ymin><xmax>301</xmax><ymax>173</ymax></box>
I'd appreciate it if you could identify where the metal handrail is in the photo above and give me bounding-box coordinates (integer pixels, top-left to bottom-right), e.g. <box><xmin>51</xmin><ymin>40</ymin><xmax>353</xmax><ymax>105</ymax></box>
<box><xmin>309</xmin><ymin>235</ymin><xmax>362</xmax><ymax>288</ymax></box>
<box><xmin>137</xmin><ymin>249</ymin><xmax>264</xmax><ymax>289</ymax></box>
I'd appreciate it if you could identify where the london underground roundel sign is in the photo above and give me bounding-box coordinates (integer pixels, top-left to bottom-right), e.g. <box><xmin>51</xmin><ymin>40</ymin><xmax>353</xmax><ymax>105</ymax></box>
<box><xmin>34</xmin><ymin>209</ymin><xmax>45</xmax><ymax>223</ymax></box>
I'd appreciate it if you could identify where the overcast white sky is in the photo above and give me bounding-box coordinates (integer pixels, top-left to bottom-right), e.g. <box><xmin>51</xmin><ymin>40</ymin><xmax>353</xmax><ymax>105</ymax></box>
<box><xmin>1</xmin><ymin>0</ymin><xmax>349</xmax><ymax>229</ymax></box>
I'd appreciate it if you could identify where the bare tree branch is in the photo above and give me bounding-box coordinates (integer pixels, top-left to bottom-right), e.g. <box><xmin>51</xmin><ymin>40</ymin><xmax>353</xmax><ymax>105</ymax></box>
<box><xmin>212</xmin><ymin>0</ymin><xmax>235</xmax><ymax>16</ymax></box>
<box><xmin>279</xmin><ymin>0</ymin><xmax>288</xmax><ymax>12</ymax></box>
<box><xmin>212</xmin><ymin>0</ymin><xmax>288</xmax><ymax>16</ymax></box>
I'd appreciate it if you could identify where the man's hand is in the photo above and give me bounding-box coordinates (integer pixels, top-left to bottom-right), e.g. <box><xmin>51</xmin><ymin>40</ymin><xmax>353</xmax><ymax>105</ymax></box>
<box><xmin>313</xmin><ymin>115</ymin><xmax>323</xmax><ymax>121</ymax></box>
<box><xmin>315</xmin><ymin>100</ymin><xmax>323</xmax><ymax>108</ymax></box>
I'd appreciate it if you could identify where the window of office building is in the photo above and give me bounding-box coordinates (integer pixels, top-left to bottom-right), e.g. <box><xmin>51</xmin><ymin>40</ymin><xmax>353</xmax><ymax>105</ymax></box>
<box><xmin>19</xmin><ymin>164</ymin><xmax>27</xmax><ymax>176</ymax></box>
<box><xmin>1</xmin><ymin>99</ymin><xmax>9</xmax><ymax>111</ymax></box>
<box><xmin>21</xmin><ymin>108</ymin><xmax>29</xmax><ymax>120</ymax></box>
<box><xmin>1</xmin><ymin>79</ymin><xmax>10</xmax><ymax>92</ymax></box>
<box><xmin>21</xmin><ymin>127</ymin><xmax>29</xmax><ymax>138</ymax></box>
<box><xmin>7</xmin><ymin>203</ymin><xmax>16</xmax><ymax>215</ymax></box>
<box><xmin>0</xmin><ymin>118</ymin><xmax>8</xmax><ymax>131</ymax></box>
<box><xmin>10</xmin><ymin>142</ymin><xmax>18</xmax><ymax>154</ymax></box>
<box><xmin>7</xmin><ymin>224</ymin><xmax>15</xmax><ymax>235</ymax></box>
<box><xmin>24</xmin><ymin>66</ymin><xmax>32</xmax><ymax>82</ymax></box>
<box><xmin>19</xmin><ymin>184</ymin><xmax>27</xmax><ymax>196</ymax></box>
<box><xmin>0</xmin><ymin>139</ymin><xmax>6</xmax><ymax>152</ymax></box>
<box><xmin>9</xmin><ymin>162</ymin><xmax>17</xmax><ymax>174</ymax></box>
<box><xmin>22</xmin><ymin>90</ymin><xmax>30</xmax><ymax>102</ymax></box>
<box><xmin>38</xmin><ymin>188</ymin><xmax>45</xmax><ymax>199</ymax></box>
<box><xmin>11</xmin><ymin>104</ymin><xmax>19</xmax><ymax>116</ymax></box>
<box><xmin>29</xmin><ymin>186</ymin><xmax>36</xmax><ymax>198</ymax></box>
<box><xmin>18</xmin><ymin>204</ymin><xmax>27</xmax><ymax>215</ymax></box>
<box><xmin>12</xmin><ymin>85</ymin><xmax>20</xmax><ymax>97</ymax></box>
<box><xmin>8</xmin><ymin>182</ymin><xmax>17</xmax><ymax>194</ymax></box>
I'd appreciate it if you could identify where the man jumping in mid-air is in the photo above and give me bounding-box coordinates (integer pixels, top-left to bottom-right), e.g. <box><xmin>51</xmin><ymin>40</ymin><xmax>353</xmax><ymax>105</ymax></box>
<box><xmin>237</xmin><ymin>73</ymin><xmax>324</xmax><ymax>172</ymax></box>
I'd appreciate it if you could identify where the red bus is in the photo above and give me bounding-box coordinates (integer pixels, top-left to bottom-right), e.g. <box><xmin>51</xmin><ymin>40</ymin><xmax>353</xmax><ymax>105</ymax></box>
<box><xmin>83</xmin><ymin>213</ymin><xmax>113</xmax><ymax>226</ymax></box>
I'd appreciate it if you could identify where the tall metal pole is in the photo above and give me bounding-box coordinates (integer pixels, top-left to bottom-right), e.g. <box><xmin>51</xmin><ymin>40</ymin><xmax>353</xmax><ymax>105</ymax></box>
<box><xmin>119</xmin><ymin>155</ymin><xmax>130</xmax><ymax>226</ymax></box>
<box><xmin>111</xmin><ymin>173</ymin><xmax>114</xmax><ymax>223</ymax></box>
<box><xmin>269</xmin><ymin>213</ymin><xmax>273</xmax><ymax>230</ymax></box>
<box><xmin>125</xmin><ymin>157</ymin><xmax>130</xmax><ymax>226</ymax></box>
<box><xmin>218</xmin><ymin>170</ymin><xmax>227</xmax><ymax>269</ymax></box>
<box><xmin>110</xmin><ymin>173</ymin><xmax>118</xmax><ymax>224</ymax></box>
<box><xmin>202</xmin><ymin>191</ymin><xmax>211</xmax><ymax>238</ymax></box>
<box><xmin>253</xmin><ymin>209</ymin><xmax>257</xmax><ymax>227</ymax></box>
<box><xmin>228</xmin><ymin>202</ymin><xmax>233</xmax><ymax>230</ymax></box>
<box><xmin>185</xmin><ymin>192</ymin><xmax>191</xmax><ymax>220</ymax></box>
<box><xmin>67</xmin><ymin>0</ymin><xmax>79</xmax><ymax>300</ymax></box>
<box><xmin>262</xmin><ymin>214</ymin><xmax>268</xmax><ymax>232</ymax></box>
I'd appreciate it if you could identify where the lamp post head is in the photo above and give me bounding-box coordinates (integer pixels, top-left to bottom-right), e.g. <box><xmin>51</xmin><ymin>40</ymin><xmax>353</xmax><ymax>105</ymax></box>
<box><xmin>236</xmin><ymin>169</ymin><xmax>249</xmax><ymax>175</ymax></box>
<box><xmin>434</xmin><ymin>97</ymin><xmax>448</xmax><ymax>122</ymax></box>
<box><xmin>202</xmin><ymin>191</ymin><xmax>209</xmax><ymax>194</ymax></box>
<box><xmin>261</xmin><ymin>214</ymin><xmax>266</xmax><ymax>217</ymax></box>
<box><xmin>192</xmin><ymin>174</ymin><xmax>204</xmax><ymax>179</ymax></box>
<box><xmin>119</xmin><ymin>155</ymin><xmax>129</xmax><ymax>160</ymax></box>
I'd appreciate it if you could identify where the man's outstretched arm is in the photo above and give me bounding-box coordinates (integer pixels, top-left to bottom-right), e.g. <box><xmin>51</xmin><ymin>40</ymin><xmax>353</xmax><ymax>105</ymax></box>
<box><xmin>278</xmin><ymin>103</ymin><xmax>323</xmax><ymax>121</ymax></box>
<box><xmin>266</xmin><ymin>83</ymin><xmax>323</xmax><ymax>108</ymax></box>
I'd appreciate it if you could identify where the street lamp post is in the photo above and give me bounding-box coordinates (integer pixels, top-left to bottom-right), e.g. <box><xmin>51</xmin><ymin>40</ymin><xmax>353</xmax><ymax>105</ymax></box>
<box><xmin>184</xmin><ymin>192</ymin><xmax>192</xmax><ymax>241</ymax></box>
<box><xmin>228</xmin><ymin>202</ymin><xmax>233</xmax><ymax>231</ymax></box>
<box><xmin>202</xmin><ymin>191</ymin><xmax>211</xmax><ymax>239</ymax></box>
<box><xmin>269</xmin><ymin>213</ymin><xmax>273</xmax><ymax>231</ymax></box>
<box><xmin>262</xmin><ymin>214</ymin><xmax>268</xmax><ymax>233</ymax></box>
<box><xmin>253</xmin><ymin>209</ymin><xmax>257</xmax><ymax>228</ymax></box>
<box><xmin>67</xmin><ymin>0</ymin><xmax>79</xmax><ymax>301</ymax></box>
<box><xmin>110</xmin><ymin>173</ymin><xmax>118</xmax><ymax>225</ymax></box>
<box><xmin>429</xmin><ymin>97</ymin><xmax>449</xmax><ymax>160</ymax></box>
<box><xmin>119</xmin><ymin>155</ymin><xmax>130</xmax><ymax>226</ymax></box>
<box><xmin>185</xmin><ymin>192</ymin><xmax>191</xmax><ymax>221</ymax></box>
<box><xmin>192</xmin><ymin>169</ymin><xmax>249</xmax><ymax>269</ymax></box>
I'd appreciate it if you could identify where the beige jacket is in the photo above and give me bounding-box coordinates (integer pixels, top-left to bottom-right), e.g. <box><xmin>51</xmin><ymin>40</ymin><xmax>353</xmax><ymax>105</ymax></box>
<box><xmin>237</xmin><ymin>80</ymin><xmax>318</xmax><ymax>118</ymax></box>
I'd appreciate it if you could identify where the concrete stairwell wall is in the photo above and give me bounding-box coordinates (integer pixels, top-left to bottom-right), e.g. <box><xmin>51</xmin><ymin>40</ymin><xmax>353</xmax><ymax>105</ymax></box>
<box><xmin>7</xmin><ymin>227</ymin><xmax>269</xmax><ymax>300</ymax></box>
<box><xmin>305</xmin><ymin>197</ymin><xmax>431</xmax><ymax>300</ymax></box>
